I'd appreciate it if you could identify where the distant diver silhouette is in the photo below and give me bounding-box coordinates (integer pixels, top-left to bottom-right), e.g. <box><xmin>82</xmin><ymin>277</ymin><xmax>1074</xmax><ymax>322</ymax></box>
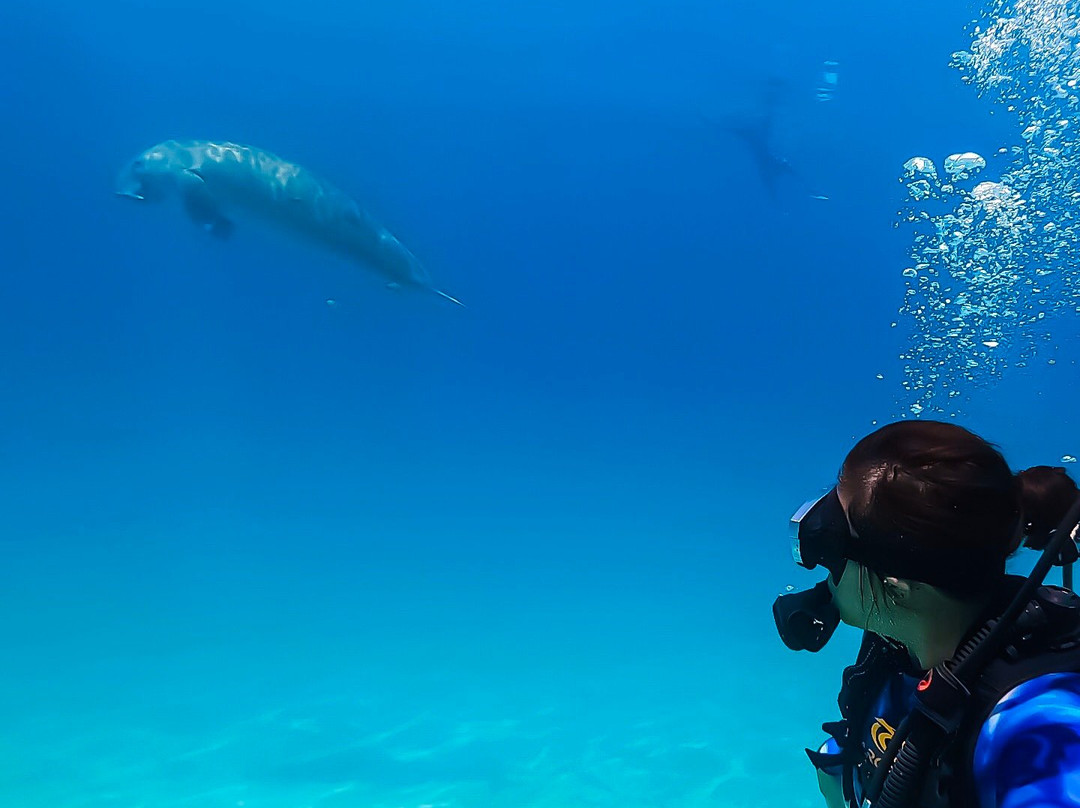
<box><xmin>709</xmin><ymin>77</ymin><xmax>827</xmax><ymax>201</ymax></box>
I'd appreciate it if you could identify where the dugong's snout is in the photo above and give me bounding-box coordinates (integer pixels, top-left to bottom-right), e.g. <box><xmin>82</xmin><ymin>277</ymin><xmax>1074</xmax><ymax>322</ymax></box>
<box><xmin>115</xmin><ymin>159</ymin><xmax>146</xmax><ymax>200</ymax></box>
<box><xmin>115</xmin><ymin>153</ymin><xmax>170</xmax><ymax>202</ymax></box>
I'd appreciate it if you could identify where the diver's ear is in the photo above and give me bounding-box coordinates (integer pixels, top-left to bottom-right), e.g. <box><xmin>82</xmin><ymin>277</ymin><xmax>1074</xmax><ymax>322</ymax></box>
<box><xmin>881</xmin><ymin>576</ymin><xmax>912</xmax><ymax>604</ymax></box>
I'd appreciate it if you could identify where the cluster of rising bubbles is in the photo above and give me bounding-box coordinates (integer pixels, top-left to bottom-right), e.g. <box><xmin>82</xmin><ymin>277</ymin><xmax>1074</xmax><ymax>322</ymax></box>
<box><xmin>894</xmin><ymin>0</ymin><xmax>1080</xmax><ymax>416</ymax></box>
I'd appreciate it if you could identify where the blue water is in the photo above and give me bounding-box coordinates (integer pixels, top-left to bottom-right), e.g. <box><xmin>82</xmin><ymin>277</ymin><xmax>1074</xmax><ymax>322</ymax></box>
<box><xmin>2</xmin><ymin>0</ymin><xmax>1077</xmax><ymax>806</ymax></box>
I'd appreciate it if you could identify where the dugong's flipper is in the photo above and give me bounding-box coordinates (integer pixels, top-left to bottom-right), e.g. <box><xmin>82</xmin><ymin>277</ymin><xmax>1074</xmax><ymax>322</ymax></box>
<box><xmin>178</xmin><ymin>169</ymin><xmax>234</xmax><ymax>239</ymax></box>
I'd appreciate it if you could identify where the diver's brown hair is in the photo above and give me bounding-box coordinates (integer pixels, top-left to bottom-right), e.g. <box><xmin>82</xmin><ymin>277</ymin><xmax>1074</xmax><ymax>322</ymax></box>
<box><xmin>839</xmin><ymin>421</ymin><xmax>1077</xmax><ymax>595</ymax></box>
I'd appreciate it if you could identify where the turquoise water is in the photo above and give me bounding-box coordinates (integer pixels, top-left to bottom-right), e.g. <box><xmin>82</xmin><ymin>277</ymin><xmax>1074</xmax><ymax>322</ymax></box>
<box><xmin>2</xmin><ymin>0</ymin><xmax>1078</xmax><ymax>805</ymax></box>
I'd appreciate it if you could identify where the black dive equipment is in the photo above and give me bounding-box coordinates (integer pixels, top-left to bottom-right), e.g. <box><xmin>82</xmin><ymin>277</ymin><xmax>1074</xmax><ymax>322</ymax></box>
<box><xmin>773</xmin><ymin>579</ymin><xmax>839</xmax><ymax>652</ymax></box>
<box><xmin>772</xmin><ymin>489</ymin><xmax>848</xmax><ymax>651</ymax></box>
<box><xmin>789</xmin><ymin>488</ymin><xmax>849</xmax><ymax>583</ymax></box>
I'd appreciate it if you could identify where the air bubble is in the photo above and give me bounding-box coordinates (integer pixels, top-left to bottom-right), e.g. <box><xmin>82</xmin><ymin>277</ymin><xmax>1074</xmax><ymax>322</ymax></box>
<box><xmin>903</xmin><ymin>156</ymin><xmax>938</xmax><ymax>177</ymax></box>
<box><xmin>944</xmin><ymin>152</ymin><xmax>987</xmax><ymax>178</ymax></box>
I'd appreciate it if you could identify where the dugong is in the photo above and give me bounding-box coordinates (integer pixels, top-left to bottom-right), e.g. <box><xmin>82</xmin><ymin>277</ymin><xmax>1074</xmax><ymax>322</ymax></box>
<box><xmin>115</xmin><ymin>139</ymin><xmax>462</xmax><ymax>305</ymax></box>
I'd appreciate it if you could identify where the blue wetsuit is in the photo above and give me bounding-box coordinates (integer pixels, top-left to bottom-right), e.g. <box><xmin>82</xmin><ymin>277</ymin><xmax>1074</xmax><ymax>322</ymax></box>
<box><xmin>973</xmin><ymin>672</ymin><xmax>1080</xmax><ymax>807</ymax></box>
<box><xmin>819</xmin><ymin>671</ymin><xmax>1080</xmax><ymax>807</ymax></box>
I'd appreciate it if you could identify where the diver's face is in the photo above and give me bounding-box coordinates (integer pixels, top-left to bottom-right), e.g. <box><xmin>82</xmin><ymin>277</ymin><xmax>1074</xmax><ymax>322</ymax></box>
<box><xmin>115</xmin><ymin>150</ymin><xmax>171</xmax><ymax>202</ymax></box>
<box><xmin>829</xmin><ymin>485</ymin><xmax>906</xmax><ymax>635</ymax></box>
<box><xmin>829</xmin><ymin>486</ymin><xmax>875</xmax><ymax>628</ymax></box>
<box><xmin>829</xmin><ymin>559</ymin><xmax>874</xmax><ymax>627</ymax></box>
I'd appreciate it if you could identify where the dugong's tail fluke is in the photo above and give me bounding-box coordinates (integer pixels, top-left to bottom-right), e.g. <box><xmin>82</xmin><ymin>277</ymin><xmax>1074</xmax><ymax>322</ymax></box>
<box><xmin>434</xmin><ymin>289</ymin><xmax>465</xmax><ymax>307</ymax></box>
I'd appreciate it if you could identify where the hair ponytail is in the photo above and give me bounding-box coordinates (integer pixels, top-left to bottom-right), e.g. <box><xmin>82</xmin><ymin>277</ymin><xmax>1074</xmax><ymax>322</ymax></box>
<box><xmin>1017</xmin><ymin>465</ymin><xmax>1080</xmax><ymax>551</ymax></box>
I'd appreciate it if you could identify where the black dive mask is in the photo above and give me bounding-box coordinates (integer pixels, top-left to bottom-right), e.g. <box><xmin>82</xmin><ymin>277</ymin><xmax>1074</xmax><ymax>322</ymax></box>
<box><xmin>789</xmin><ymin>488</ymin><xmax>850</xmax><ymax>583</ymax></box>
<box><xmin>773</xmin><ymin>487</ymin><xmax>850</xmax><ymax>652</ymax></box>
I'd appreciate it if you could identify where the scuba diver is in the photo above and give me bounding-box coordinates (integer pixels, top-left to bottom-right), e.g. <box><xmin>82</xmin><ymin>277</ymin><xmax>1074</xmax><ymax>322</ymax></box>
<box><xmin>712</xmin><ymin>76</ymin><xmax>827</xmax><ymax>201</ymax></box>
<box><xmin>773</xmin><ymin>421</ymin><xmax>1080</xmax><ymax>808</ymax></box>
